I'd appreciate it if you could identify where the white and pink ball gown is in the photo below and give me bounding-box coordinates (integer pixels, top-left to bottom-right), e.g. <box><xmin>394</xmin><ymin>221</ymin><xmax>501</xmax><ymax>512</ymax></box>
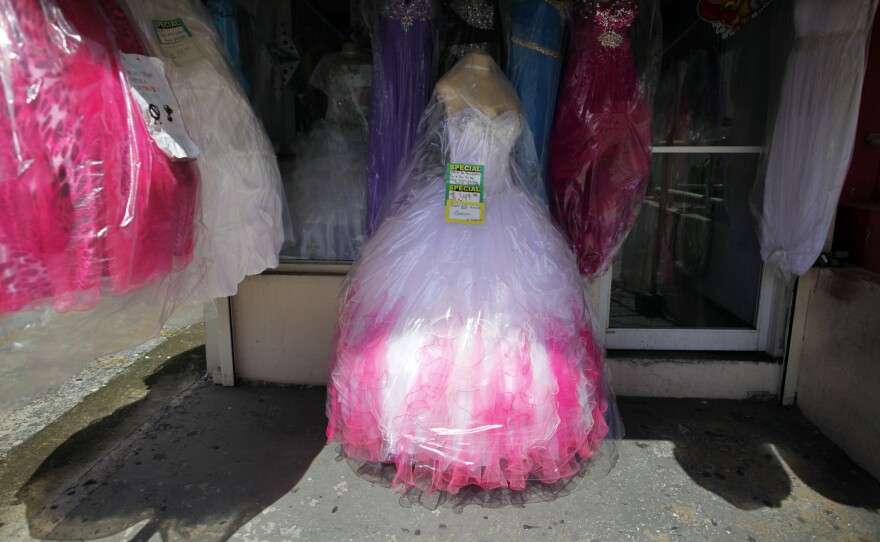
<box><xmin>326</xmin><ymin>58</ymin><xmax>619</xmax><ymax>497</ymax></box>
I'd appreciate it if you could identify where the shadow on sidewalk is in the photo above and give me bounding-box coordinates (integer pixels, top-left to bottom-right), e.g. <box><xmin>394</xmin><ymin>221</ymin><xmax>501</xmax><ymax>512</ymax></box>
<box><xmin>15</xmin><ymin>374</ymin><xmax>880</xmax><ymax>541</ymax></box>
<box><xmin>16</xmin><ymin>352</ymin><xmax>327</xmax><ymax>542</ymax></box>
<box><xmin>620</xmin><ymin>397</ymin><xmax>880</xmax><ymax>512</ymax></box>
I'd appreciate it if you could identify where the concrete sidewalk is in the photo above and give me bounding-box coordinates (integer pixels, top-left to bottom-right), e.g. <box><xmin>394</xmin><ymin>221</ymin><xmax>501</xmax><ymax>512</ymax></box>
<box><xmin>1</xmin><ymin>331</ymin><xmax>878</xmax><ymax>542</ymax></box>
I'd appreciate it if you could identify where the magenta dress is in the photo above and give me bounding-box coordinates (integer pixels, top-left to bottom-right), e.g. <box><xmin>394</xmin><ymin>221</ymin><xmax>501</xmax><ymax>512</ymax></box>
<box><xmin>546</xmin><ymin>0</ymin><xmax>652</xmax><ymax>277</ymax></box>
<box><xmin>0</xmin><ymin>0</ymin><xmax>198</xmax><ymax>313</ymax></box>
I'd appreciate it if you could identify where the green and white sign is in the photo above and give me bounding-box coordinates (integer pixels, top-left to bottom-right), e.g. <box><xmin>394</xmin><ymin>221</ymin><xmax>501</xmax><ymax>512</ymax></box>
<box><xmin>444</xmin><ymin>162</ymin><xmax>484</xmax><ymax>224</ymax></box>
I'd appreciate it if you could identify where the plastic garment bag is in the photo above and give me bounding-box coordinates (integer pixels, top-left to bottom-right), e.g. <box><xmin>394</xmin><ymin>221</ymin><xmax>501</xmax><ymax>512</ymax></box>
<box><xmin>282</xmin><ymin>50</ymin><xmax>371</xmax><ymax>261</ymax></box>
<box><xmin>364</xmin><ymin>0</ymin><xmax>438</xmax><ymax>237</ymax></box>
<box><xmin>121</xmin><ymin>0</ymin><xmax>292</xmax><ymax>303</ymax></box>
<box><xmin>0</xmin><ymin>0</ymin><xmax>200</xmax><ymax>409</ymax></box>
<box><xmin>326</xmin><ymin>53</ymin><xmax>619</xmax><ymax>502</ymax></box>
<box><xmin>546</xmin><ymin>0</ymin><xmax>661</xmax><ymax>277</ymax></box>
<box><xmin>504</xmin><ymin>0</ymin><xmax>567</xmax><ymax>200</ymax></box>
<box><xmin>0</xmin><ymin>0</ymin><xmax>199</xmax><ymax>314</ymax></box>
<box><xmin>752</xmin><ymin>0</ymin><xmax>879</xmax><ymax>280</ymax></box>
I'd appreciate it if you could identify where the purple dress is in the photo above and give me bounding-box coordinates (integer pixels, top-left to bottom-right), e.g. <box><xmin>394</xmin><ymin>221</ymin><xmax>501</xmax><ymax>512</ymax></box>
<box><xmin>365</xmin><ymin>0</ymin><xmax>436</xmax><ymax>237</ymax></box>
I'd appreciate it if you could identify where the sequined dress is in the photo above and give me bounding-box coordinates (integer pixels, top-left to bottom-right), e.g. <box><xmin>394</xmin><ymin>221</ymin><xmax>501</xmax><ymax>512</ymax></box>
<box><xmin>441</xmin><ymin>0</ymin><xmax>502</xmax><ymax>73</ymax></box>
<box><xmin>365</xmin><ymin>0</ymin><xmax>436</xmax><ymax>236</ymax></box>
<box><xmin>326</xmin><ymin>106</ymin><xmax>612</xmax><ymax>495</ymax></box>
<box><xmin>546</xmin><ymin>0</ymin><xmax>652</xmax><ymax>276</ymax></box>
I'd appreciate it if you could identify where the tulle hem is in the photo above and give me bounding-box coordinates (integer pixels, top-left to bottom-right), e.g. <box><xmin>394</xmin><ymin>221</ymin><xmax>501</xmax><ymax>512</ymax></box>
<box><xmin>331</xmin><ymin>439</ymin><xmax>619</xmax><ymax>513</ymax></box>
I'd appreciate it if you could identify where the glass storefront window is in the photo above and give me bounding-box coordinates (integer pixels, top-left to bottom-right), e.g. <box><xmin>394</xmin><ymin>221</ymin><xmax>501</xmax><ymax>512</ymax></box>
<box><xmin>612</xmin><ymin>152</ymin><xmax>762</xmax><ymax>329</ymax></box>
<box><xmin>609</xmin><ymin>0</ymin><xmax>792</xmax><ymax>336</ymax></box>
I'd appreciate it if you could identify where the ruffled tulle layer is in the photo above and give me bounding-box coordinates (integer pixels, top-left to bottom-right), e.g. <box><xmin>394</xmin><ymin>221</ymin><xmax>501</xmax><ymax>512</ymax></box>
<box><xmin>338</xmin><ymin>438</ymin><xmax>619</xmax><ymax>513</ymax></box>
<box><xmin>326</xmin><ymin>179</ymin><xmax>618</xmax><ymax>495</ymax></box>
<box><xmin>327</xmin><ymin>317</ymin><xmax>611</xmax><ymax>494</ymax></box>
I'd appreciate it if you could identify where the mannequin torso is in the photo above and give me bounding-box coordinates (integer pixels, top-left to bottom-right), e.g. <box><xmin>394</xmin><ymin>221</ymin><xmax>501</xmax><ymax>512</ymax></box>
<box><xmin>436</xmin><ymin>52</ymin><xmax>522</xmax><ymax>118</ymax></box>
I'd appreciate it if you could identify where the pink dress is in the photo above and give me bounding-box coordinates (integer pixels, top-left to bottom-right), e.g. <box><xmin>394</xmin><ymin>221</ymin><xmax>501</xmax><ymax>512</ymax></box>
<box><xmin>0</xmin><ymin>0</ymin><xmax>198</xmax><ymax>313</ymax></box>
<box><xmin>546</xmin><ymin>0</ymin><xmax>652</xmax><ymax>276</ymax></box>
<box><xmin>326</xmin><ymin>106</ymin><xmax>613</xmax><ymax>496</ymax></box>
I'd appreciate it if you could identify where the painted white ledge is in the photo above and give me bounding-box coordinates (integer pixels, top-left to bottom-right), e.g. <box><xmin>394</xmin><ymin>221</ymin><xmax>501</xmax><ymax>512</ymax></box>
<box><xmin>607</xmin><ymin>356</ymin><xmax>781</xmax><ymax>400</ymax></box>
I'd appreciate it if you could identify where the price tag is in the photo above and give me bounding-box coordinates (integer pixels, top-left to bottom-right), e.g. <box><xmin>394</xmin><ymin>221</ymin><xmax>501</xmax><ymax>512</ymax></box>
<box><xmin>151</xmin><ymin>18</ymin><xmax>204</xmax><ymax>66</ymax></box>
<box><xmin>120</xmin><ymin>53</ymin><xmax>200</xmax><ymax>160</ymax></box>
<box><xmin>445</xmin><ymin>162</ymin><xmax>484</xmax><ymax>224</ymax></box>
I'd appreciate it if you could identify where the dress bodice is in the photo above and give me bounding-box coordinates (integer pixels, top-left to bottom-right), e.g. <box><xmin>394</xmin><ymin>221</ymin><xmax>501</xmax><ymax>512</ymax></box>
<box><xmin>446</xmin><ymin>107</ymin><xmax>522</xmax><ymax>192</ymax></box>
<box><xmin>310</xmin><ymin>55</ymin><xmax>372</xmax><ymax>126</ymax></box>
<box><xmin>381</xmin><ymin>0</ymin><xmax>434</xmax><ymax>30</ymax></box>
<box><xmin>575</xmin><ymin>0</ymin><xmax>637</xmax><ymax>44</ymax></box>
<box><xmin>567</xmin><ymin>0</ymin><xmax>640</xmax><ymax>111</ymax></box>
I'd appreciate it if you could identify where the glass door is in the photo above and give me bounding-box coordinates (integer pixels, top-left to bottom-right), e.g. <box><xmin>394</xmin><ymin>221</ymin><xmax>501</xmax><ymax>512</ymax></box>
<box><xmin>598</xmin><ymin>0</ymin><xmax>792</xmax><ymax>352</ymax></box>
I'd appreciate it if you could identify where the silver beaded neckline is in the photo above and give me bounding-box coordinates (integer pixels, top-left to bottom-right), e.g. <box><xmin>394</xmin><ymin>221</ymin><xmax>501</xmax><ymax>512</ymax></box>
<box><xmin>451</xmin><ymin>0</ymin><xmax>495</xmax><ymax>30</ymax></box>
<box><xmin>382</xmin><ymin>0</ymin><xmax>433</xmax><ymax>33</ymax></box>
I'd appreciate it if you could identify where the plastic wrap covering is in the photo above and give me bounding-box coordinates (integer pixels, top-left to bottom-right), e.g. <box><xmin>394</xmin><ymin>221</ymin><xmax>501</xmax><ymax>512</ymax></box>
<box><xmin>282</xmin><ymin>49</ymin><xmax>371</xmax><ymax>261</ymax></box>
<box><xmin>504</xmin><ymin>0</ymin><xmax>566</xmax><ymax>199</ymax></box>
<box><xmin>326</xmin><ymin>53</ymin><xmax>619</xmax><ymax>500</ymax></box>
<box><xmin>364</xmin><ymin>0</ymin><xmax>437</xmax><ymax>237</ymax></box>
<box><xmin>205</xmin><ymin>0</ymin><xmax>251</xmax><ymax>95</ymax></box>
<box><xmin>440</xmin><ymin>0</ymin><xmax>503</xmax><ymax>73</ymax></box>
<box><xmin>752</xmin><ymin>0</ymin><xmax>878</xmax><ymax>280</ymax></box>
<box><xmin>121</xmin><ymin>0</ymin><xmax>291</xmax><ymax>302</ymax></box>
<box><xmin>0</xmin><ymin>0</ymin><xmax>199</xmax><ymax>315</ymax></box>
<box><xmin>547</xmin><ymin>0</ymin><xmax>661</xmax><ymax>277</ymax></box>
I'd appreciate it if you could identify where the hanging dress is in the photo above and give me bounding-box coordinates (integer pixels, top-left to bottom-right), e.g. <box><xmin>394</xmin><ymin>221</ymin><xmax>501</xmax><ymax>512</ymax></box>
<box><xmin>204</xmin><ymin>0</ymin><xmax>251</xmax><ymax>94</ymax></box>
<box><xmin>121</xmin><ymin>0</ymin><xmax>291</xmax><ymax>303</ymax></box>
<box><xmin>546</xmin><ymin>0</ymin><xmax>652</xmax><ymax>276</ymax></box>
<box><xmin>757</xmin><ymin>0</ymin><xmax>879</xmax><ymax>278</ymax></box>
<box><xmin>364</xmin><ymin>0</ymin><xmax>436</xmax><ymax>237</ymax></box>
<box><xmin>505</xmin><ymin>0</ymin><xmax>567</xmax><ymax>191</ymax></box>
<box><xmin>0</xmin><ymin>0</ymin><xmax>198</xmax><ymax>313</ymax></box>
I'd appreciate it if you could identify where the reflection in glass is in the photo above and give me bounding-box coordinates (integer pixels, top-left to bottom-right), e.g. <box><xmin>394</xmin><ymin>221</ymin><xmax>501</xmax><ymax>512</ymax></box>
<box><xmin>611</xmin><ymin>153</ymin><xmax>762</xmax><ymax>329</ymax></box>
<box><xmin>649</xmin><ymin>0</ymin><xmax>790</xmax><ymax>147</ymax></box>
<box><xmin>609</xmin><ymin>0</ymin><xmax>792</xmax><ymax>330</ymax></box>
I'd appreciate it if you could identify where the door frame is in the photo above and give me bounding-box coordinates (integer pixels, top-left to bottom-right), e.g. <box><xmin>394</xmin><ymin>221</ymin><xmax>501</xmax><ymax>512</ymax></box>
<box><xmin>592</xmin><ymin>146</ymin><xmax>788</xmax><ymax>355</ymax></box>
<box><xmin>594</xmin><ymin>264</ymin><xmax>787</xmax><ymax>354</ymax></box>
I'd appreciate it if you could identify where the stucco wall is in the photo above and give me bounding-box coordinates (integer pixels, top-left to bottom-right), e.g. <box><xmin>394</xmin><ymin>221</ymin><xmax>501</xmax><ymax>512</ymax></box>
<box><xmin>793</xmin><ymin>267</ymin><xmax>880</xmax><ymax>480</ymax></box>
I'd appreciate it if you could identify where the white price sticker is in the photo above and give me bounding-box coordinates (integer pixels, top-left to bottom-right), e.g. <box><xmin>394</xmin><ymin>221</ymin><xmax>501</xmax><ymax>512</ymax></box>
<box><xmin>446</xmin><ymin>202</ymin><xmax>484</xmax><ymax>222</ymax></box>
<box><xmin>120</xmin><ymin>53</ymin><xmax>199</xmax><ymax>160</ymax></box>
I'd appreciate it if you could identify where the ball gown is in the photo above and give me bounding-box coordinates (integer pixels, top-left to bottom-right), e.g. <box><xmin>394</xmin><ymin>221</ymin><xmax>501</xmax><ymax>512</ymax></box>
<box><xmin>327</xmin><ymin>59</ymin><xmax>617</xmax><ymax>496</ymax></box>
